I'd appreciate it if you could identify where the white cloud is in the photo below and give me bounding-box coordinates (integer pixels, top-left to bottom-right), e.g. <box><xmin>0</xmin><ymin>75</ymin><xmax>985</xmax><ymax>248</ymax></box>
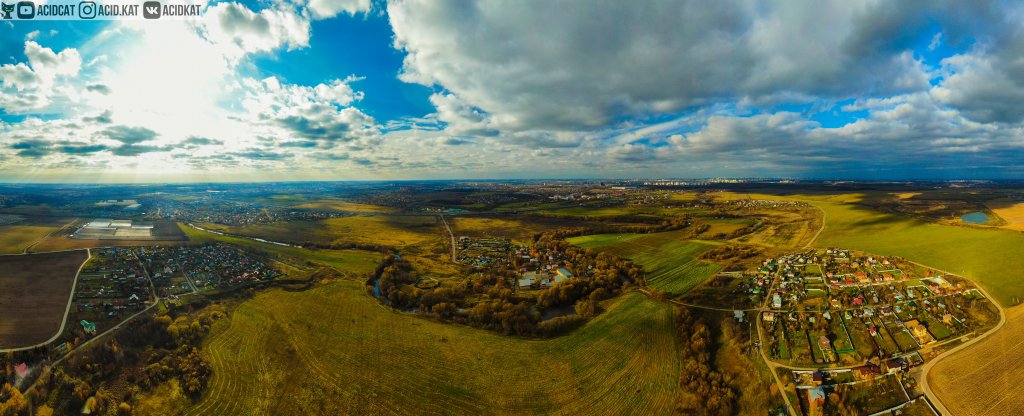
<box><xmin>0</xmin><ymin>41</ymin><xmax>82</xmax><ymax>113</ymax></box>
<box><xmin>200</xmin><ymin>2</ymin><xmax>311</xmax><ymax>61</ymax></box>
<box><xmin>387</xmin><ymin>0</ymin><xmax>941</xmax><ymax>133</ymax></box>
<box><xmin>305</xmin><ymin>0</ymin><xmax>371</xmax><ymax>19</ymax></box>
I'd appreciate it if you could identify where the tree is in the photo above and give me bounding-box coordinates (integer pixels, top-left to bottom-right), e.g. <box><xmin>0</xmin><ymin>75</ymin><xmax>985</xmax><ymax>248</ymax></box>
<box><xmin>0</xmin><ymin>383</ymin><xmax>26</xmax><ymax>416</ymax></box>
<box><xmin>575</xmin><ymin>299</ymin><xmax>597</xmax><ymax>317</ymax></box>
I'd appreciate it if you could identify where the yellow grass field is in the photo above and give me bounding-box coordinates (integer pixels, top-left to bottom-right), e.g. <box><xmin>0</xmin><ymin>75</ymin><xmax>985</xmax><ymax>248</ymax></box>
<box><xmin>0</xmin><ymin>224</ymin><xmax>62</xmax><ymax>253</ymax></box>
<box><xmin>930</xmin><ymin>306</ymin><xmax>1024</xmax><ymax>415</ymax></box>
<box><xmin>985</xmin><ymin>199</ymin><xmax>1024</xmax><ymax>231</ymax></box>
<box><xmin>182</xmin><ymin>284</ymin><xmax>680</xmax><ymax>415</ymax></box>
<box><xmin>201</xmin><ymin>215</ymin><xmax>440</xmax><ymax>248</ymax></box>
<box><xmin>450</xmin><ymin>217</ymin><xmax>552</xmax><ymax>242</ymax></box>
<box><xmin>294</xmin><ymin>199</ymin><xmax>399</xmax><ymax>213</ymax></box>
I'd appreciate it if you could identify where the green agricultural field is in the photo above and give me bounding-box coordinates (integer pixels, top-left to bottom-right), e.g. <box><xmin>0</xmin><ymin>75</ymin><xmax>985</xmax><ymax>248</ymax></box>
<box><xmin>811</xmin><ymin>201</ymin><xmax>1024</xmax><ymax>306</ymax></box>
<box><xmin>182</xmin><ymin>284</ymin><xmax>679</xmax><ymax>415</ymax></box>
<box><xmin>567</xmin><ymin>231</ymin><xmax>721</xmax><ymax>295</ymax></box>
<box><xmin>182</xmin><ymin>225</ymin><xmax>380</xmax><ymax>276</ymax></box>
<box><xmin>566</xmin><ymin>233</ymin><xmax>643</xmax><ymax>248</ymax></box>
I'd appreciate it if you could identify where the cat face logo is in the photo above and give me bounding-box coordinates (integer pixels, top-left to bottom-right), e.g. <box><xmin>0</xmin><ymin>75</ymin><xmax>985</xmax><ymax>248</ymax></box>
<box><xmin>1</xmin><ymin>3</ymin><xmax>14</xmax><ymax>19</ymax></box>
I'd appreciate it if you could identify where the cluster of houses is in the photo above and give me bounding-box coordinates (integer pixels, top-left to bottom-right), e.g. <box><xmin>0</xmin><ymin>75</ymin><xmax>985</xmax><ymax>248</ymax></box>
<box><xmin>174</xmin><ymin>244</ymin><xmax>280</xmax><ymax>288</ymax></box>
<box><xmin>764</xmin><ymin>250</ymin><xmax>972</xmax><ymax>314</ymax></box>
<box><xmin>514</xmin><ymin>246</ymin><xmax>578</xmax><ymax>291</ymax></box>
<box><xmin>759</xmin><ymin>248</ymin><xmax>991</xmax><ymax>369</ymax></box>
<box><xmin>456</xmin><ymin>236</ymin><xmax>514</xmax><ymax>267</ymax></box>
<box><xmin>728</xmin><ymin>199</ymin><xmax>810</xmax><ymax>209</ymax></box>
<box><xmin>453</xmin><ymin>236</ymin><xmax>581</xmax><ymax>291</ymax></box>
<box><xmin>70</xmin><ymin>248</ymin><xmax>151</xmax><ymax>339</ymax></box>
<box><xmin>137</xmin><ymin>246</ymin><xmax>196</xmax><ymax>297</ymax></box>
<box><xmin>153</xmin><ymin>198</ymin><xmax>345</xmax><ymax>226</ymax></box>
<box><xmin>74</xmin><ymin>248</ymin><xmax>150</xmax><ymax>314</ymax></box>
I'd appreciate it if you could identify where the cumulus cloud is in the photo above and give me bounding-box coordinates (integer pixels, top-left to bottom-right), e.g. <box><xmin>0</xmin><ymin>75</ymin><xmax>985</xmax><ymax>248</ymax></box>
<box><xmin>3</xmin><ymin>0</ymin><xmax>1024</xmax><ymax>181</ymax></box>
<box><xmin>0</xmin><ymin>41</ymin><xmax>82</xmax><ymax>113</ymax></box>
<box><xmin>200</xmin><ymin>2</ymin><xmax>312</xmax><ymax>60</ymax></box>
<box><xmin>305</xmin><ymin>0</ymin><xmax>372</xmax><ymax>19</ymax></box>
<box><xmin>240</xmin><ymin>76</ymin><xmax>377</xmax><ymax>146</ymax></box>
<box><xmin>386</xmin><ymin>0</ymin><xmax>951</xmax><ymax>132</ymax></box>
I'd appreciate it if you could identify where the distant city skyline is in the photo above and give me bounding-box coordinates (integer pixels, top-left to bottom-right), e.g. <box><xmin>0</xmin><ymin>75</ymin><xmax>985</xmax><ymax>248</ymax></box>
<box><xmin>2</xmin><ymin>1</ymin><xmax>1023</xmax><ymax>182</ymax></box>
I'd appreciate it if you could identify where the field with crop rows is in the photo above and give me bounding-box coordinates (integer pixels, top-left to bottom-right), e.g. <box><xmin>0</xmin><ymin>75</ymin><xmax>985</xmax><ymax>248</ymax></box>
<box><xmin>568</xmin><ymin>231</ymin><xmax>721</xmax><ymax>295</ymax></box>
<box><xmin>183</xmin><ymin>283</ymin><xmax>680</xmax><ymax>415</ymax></box>
<box><xmin>930</xmin><ymin>306</ymin><xmax>1024</xmax><ymax>415</ymax></box>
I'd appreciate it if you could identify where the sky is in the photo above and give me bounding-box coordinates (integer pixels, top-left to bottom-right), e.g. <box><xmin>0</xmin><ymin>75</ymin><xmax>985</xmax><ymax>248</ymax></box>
<box><xmin>1</xmin><ymin>0</ymin><xmax>1023</xmax><ymax>182</ymax></box>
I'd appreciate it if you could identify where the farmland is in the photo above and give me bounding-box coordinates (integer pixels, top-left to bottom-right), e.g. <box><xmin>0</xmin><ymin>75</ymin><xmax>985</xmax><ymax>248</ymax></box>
<box><xmin>0</xmin><ymin>250</ymin><xmax>89</xmax><ymax>348</ymax></box>
<box><xmin>198</xmin><ymin>215</ymin><xmax>440</xmax><ymax>249</ymax></box>
<box><xmin>0</xmin><ymin>217</ymin><xmax>72</xmax><ymax>254</ymax></box>
<box><xmin>567</xmin><ymin>231</ymin><xmax>721</xmax><ymax>295</ymax></box>
<box><xmin>985</xmin><ymin>198</ymin><xmax>1024</xmax><ymax>231</ymax></box>
<box><xmin>183</xmin><ymin>283</ymin><xmax>679</xmax><ymax>415</ymax></box>
<box><xmin>451</xmin><ymin>216</ymin><xmax>578</xmax><ymax>243</ymax></box>
<box><xmin>811</xmin><ymin>201</ymin><xmax>1024</xmax><ymax>307</ymax></box>
<box><xmin>293</xmin><ymin>199</ymin><xmax>398</xmax><ymax>213</ymax></box>
<box><xmin>929</xmin><ymin>306</ymin><xmax>1024</xmax><ymax>415</ymax></box>
<box><xmin>181</xmin><ymin>225</ymin><xmax>381</xmax><ymax>276</ymax></box>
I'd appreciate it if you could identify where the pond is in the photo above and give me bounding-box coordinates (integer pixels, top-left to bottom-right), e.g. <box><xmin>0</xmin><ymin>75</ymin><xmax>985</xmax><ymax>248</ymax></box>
<box><xmin>961</xmin><ymin>211</ymin><xmax>990</xmax><ymax>224</ymax></box>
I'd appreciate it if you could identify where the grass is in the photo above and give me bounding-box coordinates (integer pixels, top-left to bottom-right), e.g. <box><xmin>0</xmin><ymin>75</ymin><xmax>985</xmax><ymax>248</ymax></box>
<box><xmin>0</xmin><ymin>223</ymin><xmax>63</xmax><ymax>253</ymax></box>
<box><xmin>451</xmin><ymin>216</ymin><xmax>559</xmax><ymax>243</ymax></box>
<box><xmin>567</xmin><ymin>231</ymin><xmax>722</xmax><ymax>295</ymax></box>
<box><xmin>811</xmin><ymin>201</ymin><xmax>1024</xmax><ymax>307</ymax></box>
<box><xmin>182</xmin><ymin>225</ymin><xmax>381</xmax><ymax>276</ymax></box>
<box><xmin>535</xmin><ymin>205</ymin><xmax>682</xmax><ymax>219</ymax></box>
<box><xmin>200</xmin><ymin>215</ymin><xmax>440</xmax><ymax>249</ymax></box>
<box><xmin>293</xmin><ymin>199</ymin><xmax>398</xmax><ymax>213</ymax></box>
<box><xmin>183</xmin><ymin>283</ymin><xmax>679</xmax><ymax>415</ymax></box>
<box><xmin>566</xmin><ymin>233</ymin><xmax>644</xmax><ymax>248</ymax></box>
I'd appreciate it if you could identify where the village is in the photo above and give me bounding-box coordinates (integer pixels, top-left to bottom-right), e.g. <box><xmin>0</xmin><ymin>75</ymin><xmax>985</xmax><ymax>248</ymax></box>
<box><xmin>750</xmin><ymin>248</ymin><xmax>1000</xmax><ymax>415</ymax></box>
<box><xmin>455</xmin><ymin>236</ymin><xmax>579</xmax><ymax>292</ymax></box>
<box><xmin>155</xmin><ymin>244</ymin><xmax>281</xmax><ymax>291</ymax></box>
<box><xmin>63</xmin><ymin>244</ymin><xmax>281</xmax><ymax>347</ymax></box>
<box><xmin>66</xmin><ymin>248</ymin><xmax>154</xmax><ymax>348</ymax></box>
